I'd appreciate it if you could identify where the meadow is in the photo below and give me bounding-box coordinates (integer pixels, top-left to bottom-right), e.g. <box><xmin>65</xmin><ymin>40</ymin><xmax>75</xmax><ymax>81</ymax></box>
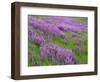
<box><xmin>28</xmin><ymin>15</ymin><xmax>88</xmax><ymax>66</ymax></box>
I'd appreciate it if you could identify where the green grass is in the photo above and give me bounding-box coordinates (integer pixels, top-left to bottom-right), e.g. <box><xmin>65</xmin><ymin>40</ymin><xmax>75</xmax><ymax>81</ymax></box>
<box><xmin>28</xmin><ymin>40</ymin><xmax>40</xmax><ymax>56</ymax></box>
<box><xmin>28</xmin><ymin>39</ymin><xmax>40</xmax><ymax>66</ymax></box>
<box><xmin>40</xmin><ymin>58</ymin><xmax>52</xmax><ymax>66</ymax></box>
<box><xmin>51</xmin><ymin>31</ymin><xmax>75</xmax><ymax>49</ymax></box>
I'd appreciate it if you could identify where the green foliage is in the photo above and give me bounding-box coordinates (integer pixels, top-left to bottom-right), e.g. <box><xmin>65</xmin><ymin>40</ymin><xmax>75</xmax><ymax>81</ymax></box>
<box><xmin>40</xmin><ymin>58</ymin><xmax>52</xmax><ymax>66</ymax></box>
<box><xmin>28</xmin><ymin>39</ymin><xmax>40</xmax><ymax>66</ymax></box>
<box><xmin>51</xmin><ymin>31</ymin><xmax>75</xmax><ymax>49</ymax></box>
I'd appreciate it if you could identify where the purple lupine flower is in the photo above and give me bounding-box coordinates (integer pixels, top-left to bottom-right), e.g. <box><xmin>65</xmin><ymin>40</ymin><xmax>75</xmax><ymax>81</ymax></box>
<box><xmin>43</xmin><ymin>16</ymin><xmax>85</xmax><ymax>26</ymax></box>
<box><xmin>64</xmin><ymin>49</ymin><xmax>74</xmax><ymax>64</ymax></box>
<box><xmin>57</xmin><ymin>23</ymin><xmax>82</xmax><ymax>32</ymax></box>
<box><xmin>56</xmin><ymin>47</ymin><xmax>74</xmax><ymax>64</ymax></box>
<box><xmin>28</xmin><ymin>16</ymin><xmax>66</xmax><ymax>38</ymax></box>
<box><xmin>42</xmin><ymin>16</ymin><xmax>87</xmax><ymax>32</ymax></box>
<box><xmin>28</xmin><ymin>24</ymin><xmax>45</xmax><ymax>45</ymax></box>
<box><xmin>31</xmin><ymin>33</ymin><xmax>45</xmax><ymax>45</ymax></box>
<box><xmin>40</xmin><ymin>43</ymin><xmax>75</xmax><ymax>64</ymax></box>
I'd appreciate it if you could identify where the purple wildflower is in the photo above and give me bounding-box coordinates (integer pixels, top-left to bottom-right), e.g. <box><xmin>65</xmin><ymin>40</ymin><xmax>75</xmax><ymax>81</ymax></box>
<box><xmin>28</xmin><ymin>16</ymin><xmax>66</xmax><ymax>38</ymax></box>
<box><xmin>28</xmin><ymin>24</ymin><xmax>45</xmax><ymax>45</ymax></box>
<box><xmin>40</xmin><ymin>43</ymin><xmax>75</xmax><ymax>64</ymax></box>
